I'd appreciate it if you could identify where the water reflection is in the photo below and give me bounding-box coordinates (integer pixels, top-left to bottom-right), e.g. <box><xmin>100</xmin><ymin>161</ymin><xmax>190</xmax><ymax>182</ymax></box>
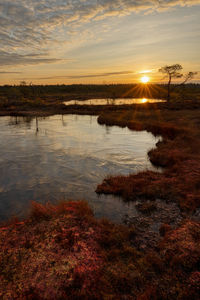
<box><xmin>141</xmin><ymin>98</ymin><xmax>148</xmax><ymax>103</ymax></box>
<box><xmin>64</xmin><ymin>98</ymin><xmax>165</xmax><ymax>106</ymax></box>
<box><xmin>36</xmin><ymin>117</ymin><xmax>39</xmax><ymax>133</ymax></box>
<box><xmin>0</xmin><ymin>115</ymin><xmax>161</xmax><ymax>223</ymax></box>
<box><xmin>8</xmin><ymin>116</ymin><xmax>33</xmax><ymax>128</ymax></box>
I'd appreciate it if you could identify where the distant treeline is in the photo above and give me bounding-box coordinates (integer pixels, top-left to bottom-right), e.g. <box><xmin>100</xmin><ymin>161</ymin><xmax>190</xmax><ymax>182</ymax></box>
<box><xmin>0</xmin><ymin>83</ymin><xmax>200</xmax><ymax>101</ymax></box>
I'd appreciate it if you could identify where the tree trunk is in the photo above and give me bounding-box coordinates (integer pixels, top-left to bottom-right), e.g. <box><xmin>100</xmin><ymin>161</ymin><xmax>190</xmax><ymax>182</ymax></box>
<box><xmin>167</xmin><ymin>75</ymin><xmax>171</xmax><ymax>101</ymax></box>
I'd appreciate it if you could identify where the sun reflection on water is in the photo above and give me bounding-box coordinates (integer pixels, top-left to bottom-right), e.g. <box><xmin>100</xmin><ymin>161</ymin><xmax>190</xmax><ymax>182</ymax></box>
<box><xmin>141</xmin><ymin>98</ymin><xmax>147</xmax><ymax>103</ymax></box>
<box><xmin>64</xmin><ymin>98</ymin><xmax>165</xmax><ymax>106</ymax></box>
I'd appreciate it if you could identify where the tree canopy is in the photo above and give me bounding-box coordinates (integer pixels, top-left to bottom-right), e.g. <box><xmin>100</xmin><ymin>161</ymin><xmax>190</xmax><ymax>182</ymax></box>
<box><xmin>159</xmin><ymin>64</ymin><xmax>197</xmax><ymax>101</ymax></box>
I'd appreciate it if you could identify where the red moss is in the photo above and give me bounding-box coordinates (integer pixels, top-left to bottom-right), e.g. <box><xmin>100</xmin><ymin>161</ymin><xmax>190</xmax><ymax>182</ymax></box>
<box><xmin>0</xmin><ymin>201</ymin><xmax>102</xmax><ymax>299</ymax></box>
<box><xmin>0</xmin><ymin>202</ymin><xmax>199</xmax><ymax>299</ymax></box>
<box><xmin>96</xmin><ymin>158</ymin><xmax>200</xmax><ymax>212</ymax></box>
<box><xmin>159</xmin><ymin>221</ymin><xmax>200</xmax><ymax>271</ymax></box>
<box><xmin>187</xmin><ymin>272</ymin><xmax>200</xmax><ymax>299</ymax></box>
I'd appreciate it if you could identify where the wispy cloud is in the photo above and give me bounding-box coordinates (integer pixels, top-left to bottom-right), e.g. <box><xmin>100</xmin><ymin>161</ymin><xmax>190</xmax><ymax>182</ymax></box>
<box><xmin>30</xmin><ymin>71</ymin><xmax>134</xmax><ymax>80</ymax></box>
<box><xmin>0</xmin><ymin>71</ymin><xmax>22</xmax><ymax>74</ymax></box>
<box><xmin>0</xmin><ymin>50</ymin><xmax>62</xmax><ymax>66</ymax></box>
<box><xmin>0</xmin><ymin>0</ymin><xmax>200</xmax><ymax>66</ymax></box>
<box><xmin>138</xmin><ymin>69</ymin><xmax>157</xmax><ymax>74</ymax></box>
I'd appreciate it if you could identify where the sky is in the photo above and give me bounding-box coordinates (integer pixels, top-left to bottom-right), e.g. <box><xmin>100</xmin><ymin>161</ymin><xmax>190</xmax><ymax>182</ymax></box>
<box><xmin>0</xmin><ymin>0</ymin><xmax>200</xmax><ymax>85</ymax></box>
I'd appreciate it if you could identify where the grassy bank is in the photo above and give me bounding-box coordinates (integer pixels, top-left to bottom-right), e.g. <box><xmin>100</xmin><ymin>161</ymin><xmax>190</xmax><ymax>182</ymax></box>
<box><xmin>96</xmin><ymin>103</ymin><xmax>200</xmax><ymax>212</ymax></box>
<box><xmin>0</xmin><ymin>201</ymin><xmax>199</xmax><ymax>299</ymax></box>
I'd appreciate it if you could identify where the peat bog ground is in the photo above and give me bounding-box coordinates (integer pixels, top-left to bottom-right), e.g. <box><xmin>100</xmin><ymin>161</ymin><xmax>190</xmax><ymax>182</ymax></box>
<box><xmin>0</xmin><ymin>89</ymin><xmax>200</xmax><ymax>299</ymax></box>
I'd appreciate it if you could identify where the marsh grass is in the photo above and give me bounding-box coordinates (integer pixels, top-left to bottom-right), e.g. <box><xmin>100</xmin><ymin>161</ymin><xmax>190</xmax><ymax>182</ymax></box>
<box><xmin>0</xmin><ymin>201</ymin><xmax>199</xmax><ymax>299</ymax></box>
<box><xmin>96</xmin><ymin>103</ymin><xmax>200</xmax><ymax>212</ymax></box>
<box><xmin>1</xmin><ymin>87</ymin><xmax>200</xmax><ymax>299</ymax></box>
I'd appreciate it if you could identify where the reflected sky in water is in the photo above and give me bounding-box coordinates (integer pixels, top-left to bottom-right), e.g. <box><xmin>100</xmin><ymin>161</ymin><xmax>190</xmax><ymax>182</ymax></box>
<box><xmin>64</xmin><ymin>98</ymin><xmax>165</xmax><ymax>106</ymax></box>
<box><xmin>0</xmin><ymin>115</ymin><xmax>161</xmax><ymax>222</ymax></box>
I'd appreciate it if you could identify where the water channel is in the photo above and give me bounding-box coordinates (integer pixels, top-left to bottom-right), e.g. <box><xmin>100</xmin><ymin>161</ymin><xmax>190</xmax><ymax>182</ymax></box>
<box><xmin>64</xmin><ymin>98</ymin><xmax>165</xmax><ymax>106</ymax></box>
<box><xmin>0</xmin><ymin>115</ymin><xmax>161</xmax><ymax>222</ymax></box>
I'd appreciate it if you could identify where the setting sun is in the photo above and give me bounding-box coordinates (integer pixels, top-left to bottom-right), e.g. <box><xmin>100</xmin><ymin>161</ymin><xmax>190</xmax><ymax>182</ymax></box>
<box><xmin>141</xmin><ymin>76</ymin><xmax>150</xmax><ymax>84</ymax></box>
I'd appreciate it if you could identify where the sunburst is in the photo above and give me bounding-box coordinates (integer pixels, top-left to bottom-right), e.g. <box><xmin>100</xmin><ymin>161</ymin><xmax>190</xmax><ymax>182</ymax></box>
<box><xmin>141</xmin><ymin>76</ymin><xmax>150</xmax><ymax>84</ymax></box>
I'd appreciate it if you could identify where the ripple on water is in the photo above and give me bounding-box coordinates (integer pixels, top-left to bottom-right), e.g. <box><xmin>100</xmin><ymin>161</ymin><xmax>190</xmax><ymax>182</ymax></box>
<box><xmin>0</xmin><ymin>115</ymin><xmax>161</xmax><ymax>222</ymax></box>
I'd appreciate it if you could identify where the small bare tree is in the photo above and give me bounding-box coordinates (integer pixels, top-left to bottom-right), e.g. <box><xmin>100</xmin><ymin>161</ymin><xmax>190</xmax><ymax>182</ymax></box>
<box><xmin>159</xmin><ymin>64</ymin><xmax>183</xmax><ymax>101</ymax></box>
<box><xmin>20</xmin><ymin>81</ymin><xmax>27</xmax><ymax>86</ymax></box>
<box><xmin>159</xmin><ymin>65</ymin><xmax>197</xmax><ymax>101</ymax></box>
<box><xmin>180</xmin><ymin>72</ymin><xmax>197</xmax><ymax>85</ymax></box>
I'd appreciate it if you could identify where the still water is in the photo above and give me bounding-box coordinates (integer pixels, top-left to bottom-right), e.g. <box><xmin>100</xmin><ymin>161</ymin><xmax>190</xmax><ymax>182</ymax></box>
<box><xmin>64</xmin><ymin>98</ymin><xmax>165</xmax><ymax>106</ymax></box>
<box><xmin>0</xmin><ymin>115</ymin><xmax>161</xmax><ymax>222</ymax></box>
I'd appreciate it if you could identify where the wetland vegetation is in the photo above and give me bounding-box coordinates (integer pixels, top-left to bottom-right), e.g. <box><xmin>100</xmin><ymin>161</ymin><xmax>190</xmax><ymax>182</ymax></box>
<box><xmin>0</xmin><ymin>84</ymin><xmax>200</xmax><ymax>299</ymax></box>
<box><xmin>0</xmin><ymin>83</ymin><xmax>200</xmax><ymax>116</ymax></box>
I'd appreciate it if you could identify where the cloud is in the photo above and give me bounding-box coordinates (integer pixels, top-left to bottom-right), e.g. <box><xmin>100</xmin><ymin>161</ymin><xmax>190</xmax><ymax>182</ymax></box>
<box><xmin>138</xmin><ymin>69</ymin><xmax>157</xmax><ymax>74</ymax></box>
<box><xmin>68</xmin><ymin>71</ymin><xmax>134</xmax><ymax>79</ymax></box>
<box><xmin>0</xmin><ymin>71</ymin><xmax>22</xmax><ymax>74</ymax></box>
<box><xmin>33</xmin><ymin>71</ymin><xmax>134</xmax><ymax>80</ymax></box>
<box><xmin>0</xmin><ymin>50</ymin><xmax>62</xmax><ymax>66</ymax></box>
<box><xmin>0</xmin><ymin>0</ymin><xmax>200</xmax><ymax>66</ymax></box>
